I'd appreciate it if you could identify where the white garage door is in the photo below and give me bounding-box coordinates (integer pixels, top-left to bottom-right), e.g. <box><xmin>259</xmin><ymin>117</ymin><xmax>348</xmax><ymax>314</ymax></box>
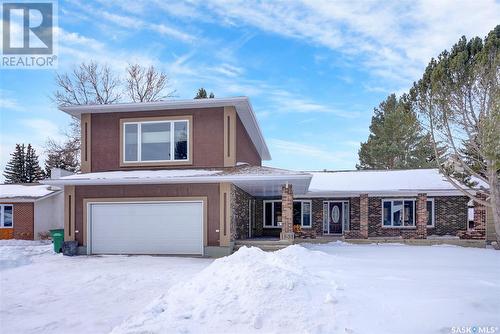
<box><xmin>89</xmin><ymin>201</ymin><xmax>203</xmax><ymax>255</ymax></box>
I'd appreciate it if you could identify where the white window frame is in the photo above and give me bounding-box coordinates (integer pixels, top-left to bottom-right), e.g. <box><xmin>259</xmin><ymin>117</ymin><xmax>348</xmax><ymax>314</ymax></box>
<box><xmin>0</xmin><ymin>204</ymin><xmax>14</xmax><ymax>228</ymax></box>
<box><xmin>123</xmin><ymin>119</ymin><xmax>190</xmax><ymax>163</ymax></box>
<box><xmin>263</xmin><ymin>200</ymin><xmax>312</xmax><ymax>229</ymax></box>
<box><xmin>426</xmin><ymin>198</ymin><xmax>435</xmax><ymax>228</ymax></box>
<box><xmin>296</xmin><ymin>200</ymin><xmax>312</xmax><ymax>228</ymax></box>
<box><xmin>381</xmin><ymin>199</ymin><xmax>416</xmax><ymax>228</ymax></box>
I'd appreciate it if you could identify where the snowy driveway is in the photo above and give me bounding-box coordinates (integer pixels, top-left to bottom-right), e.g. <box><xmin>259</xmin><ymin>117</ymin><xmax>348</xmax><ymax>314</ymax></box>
<box><xmin>0</xmin><ymin>241</ymin><xmax>212</xmax><ymax>334</ymax></box>
<box><xmin>1</xmin><ymin>241</ymin><xmax>500</xmax><ymax>334</ymax></box>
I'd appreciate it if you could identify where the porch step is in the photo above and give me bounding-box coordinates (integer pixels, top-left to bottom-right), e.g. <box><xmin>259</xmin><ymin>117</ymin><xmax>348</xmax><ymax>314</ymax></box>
<box><xmin>233</xmin><ymin>239</ymin><xmax>292</xmax><ymax>252</ymax></box>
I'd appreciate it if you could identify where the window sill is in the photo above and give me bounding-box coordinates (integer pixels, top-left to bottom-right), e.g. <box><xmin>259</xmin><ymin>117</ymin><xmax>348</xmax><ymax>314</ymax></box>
<box><xmin>0</xmin><ymin>226</ymin><xmax>13</xmax><ymax>229</ymax></box>
<box><xmin>382</xmin><ymin>226</ymin><xmax>416</xmax><ymax>229</ymax></box>
<box><xmin>120</xmin><ymin>159</ymin><xmax>192</xmax><ymax>167</ymax></box>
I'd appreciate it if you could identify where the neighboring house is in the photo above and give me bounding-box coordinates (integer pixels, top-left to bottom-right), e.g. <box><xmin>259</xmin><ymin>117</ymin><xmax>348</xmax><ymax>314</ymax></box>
<box><xmin>42</xmin><ymin>97</ymin><xmax>490</xmax><ymax>256</ymax></box>
<box><xmin>0</xmin><ymin>184</ymin><xmax>63</xmax><ymax>240</ymax></box>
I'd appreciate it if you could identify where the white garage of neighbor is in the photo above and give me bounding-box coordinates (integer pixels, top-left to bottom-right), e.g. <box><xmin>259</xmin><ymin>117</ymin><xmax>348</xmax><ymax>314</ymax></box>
<box><xmin>87</xmin><ymin>201</ymin><xmax>204</xmax><ymax>255</ymax></box>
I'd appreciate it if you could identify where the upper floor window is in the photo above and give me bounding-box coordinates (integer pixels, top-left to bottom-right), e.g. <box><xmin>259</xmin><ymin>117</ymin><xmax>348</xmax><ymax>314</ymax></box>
<box><xmin>123</xmin><ymin>119</ymin><xmax>189</xmax><ymax>163</ymax></box>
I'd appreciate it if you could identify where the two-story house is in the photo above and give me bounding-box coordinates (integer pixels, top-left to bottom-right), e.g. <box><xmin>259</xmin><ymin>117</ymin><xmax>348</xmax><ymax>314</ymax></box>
<box><xmin>43</xmin><ymin>97</ymin><xmax>494</xmax><ymax>256</ymax></box>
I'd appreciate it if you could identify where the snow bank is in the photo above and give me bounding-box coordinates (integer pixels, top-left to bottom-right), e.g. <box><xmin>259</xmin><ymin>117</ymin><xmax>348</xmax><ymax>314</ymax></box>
<box><xmin>0</xmin><ymin>240</ymin><xmax>53</xmax><ymax>270</ymax></box>
<box><xmin>112</xmin><ymin>245</ymin><xmax>339</xmax><ymax>334</ymax></box>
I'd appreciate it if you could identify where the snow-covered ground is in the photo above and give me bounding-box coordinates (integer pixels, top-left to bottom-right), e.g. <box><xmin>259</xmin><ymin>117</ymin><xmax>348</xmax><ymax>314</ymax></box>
<box><xmin>0</xmin><ymin>240</ymin><xmax>212</xmax><ymax>334</ymax></box>
<box><xmin>1</xmin><ymin>241</ymin><xmax>499</xmax><ymax>334</ymax></box>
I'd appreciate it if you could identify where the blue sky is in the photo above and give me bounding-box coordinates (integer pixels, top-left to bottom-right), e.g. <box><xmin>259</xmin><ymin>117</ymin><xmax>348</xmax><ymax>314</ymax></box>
<box><xmin>1</xmin><ymin>0</ymin><xmax>499</xmax><ymax>180</ymax></box>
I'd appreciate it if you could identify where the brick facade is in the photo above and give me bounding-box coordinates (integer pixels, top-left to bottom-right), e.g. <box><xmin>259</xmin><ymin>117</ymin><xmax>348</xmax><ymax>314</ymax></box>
<box><xmin>457</xmin><ymin>194</ymin><xmax>487</xmax><ymax>240</ymax></box>
<box><xmin>0</xmin><ymin>202</ymin><xmax>34</xmax><ymax>240</ymax></box>
<box><xmin>428</xmin><ymin>196</ymin><xmax>468</xmax><ymax>237</ymax></box>
<box><xmin>233</xmin><ymin>194</ymin><xmax>474</xmax><ymax>241</ymax></box>
<box><xmin>416</xmin><ymin>193</ymin><xmax>427</xmax><ymax>239</ymax></box>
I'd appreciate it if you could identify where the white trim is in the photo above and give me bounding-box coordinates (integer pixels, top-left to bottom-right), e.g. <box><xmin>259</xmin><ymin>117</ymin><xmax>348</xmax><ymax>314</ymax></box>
<box><xmin>86</xmin><ymin>200</ymin><xmax>204</xmax><ymax>256</ymax></box>
<box><xmin>263</xmin><ymin>200</ymin><xmax>279</xmax><ymax>228</ymax></box>
<box><xmin>381</xmin><ymin>199</ymin><xmax>416</xmax><ymax>228</ymax></box>
<box><xmin>42</xmin><ymin>173</ymin><xmax>312</xmax><ymax>186</ymax></box>
<box><xmin>262</xmin><ymin>199</ymin><xmax>312</xmax><ymax>229</ymax></box>
<box><xmin>0</xmin><ymin>204</ymin><xmax>14</xmax><ymax>228</ymax></box>
<box><xmin>296</xmin><ymin>190</ymin><xmax>467</xmax><ymax>198</ymax></box>
<box><xmin>299</xmin><ymin>200</ymin><xmax>312</xmax><ymax>228</ymax></box>
<box><xmin>427</xmin><ymin>198</ymin><xmax>435</xmax><ymax>228</ymax></box>
<box><xmin>123</xmin><ymin>119</ymin><xmax>190</xmax><ymax>163</ymax></box>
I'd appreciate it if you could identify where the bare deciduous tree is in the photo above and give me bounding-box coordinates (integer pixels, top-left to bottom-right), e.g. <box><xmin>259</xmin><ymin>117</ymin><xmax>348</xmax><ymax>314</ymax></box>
<box><xmin>53</xmin><ymin>61</ymin><xmax>121</xmax><ymax>106</ymax></box>
<box><xmin>44</xmin><ymin>119</ymin><xmax>81</xmax><ymax>177</ymax></box>
<box><xmin>412</xmin><ymin>26</ymin><xmax>500</xmax><ymax>244</ymax></box>
<box><xmin>49</xmin><ymin>61</ymin><xmax>176</xmax><ymax>175</ymax></box>
<box><xmin>125</xmin><ymin>64</ymin><xmax>175</xmax><ymax>102</ymax></box>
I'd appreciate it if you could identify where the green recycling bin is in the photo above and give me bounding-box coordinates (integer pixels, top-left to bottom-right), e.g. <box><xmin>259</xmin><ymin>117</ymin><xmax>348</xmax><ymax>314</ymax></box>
<box><xmin>50</xmin><ymin>229</ymin><xmax>64</xmax><ymax>253</ymax></box>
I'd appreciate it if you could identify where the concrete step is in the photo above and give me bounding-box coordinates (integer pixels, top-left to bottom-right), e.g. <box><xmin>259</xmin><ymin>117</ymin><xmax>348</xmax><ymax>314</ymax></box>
<box><xmin>233</xmin><ymin>243</ymin><xmax>290</xmax><ymax>252</ymax></box>
<box><xmin>235</xmin><ymin>239</ymin><xmax>291</xmax><ymax>245</ymax></box>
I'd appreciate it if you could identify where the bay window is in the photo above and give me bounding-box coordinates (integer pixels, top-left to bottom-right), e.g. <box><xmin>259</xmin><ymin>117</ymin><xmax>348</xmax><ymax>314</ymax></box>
<box><xmin>123</xmin><ymin>119</ymin><xmax>189</xmax><ymax>163</ymax></box>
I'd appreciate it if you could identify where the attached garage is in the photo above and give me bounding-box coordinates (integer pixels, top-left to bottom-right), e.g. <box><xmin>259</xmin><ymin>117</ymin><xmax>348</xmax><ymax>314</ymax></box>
<box><xmin>87</xmin><ymin>200</ymin><xmax>204</xmax><ymax>255</ymax></box>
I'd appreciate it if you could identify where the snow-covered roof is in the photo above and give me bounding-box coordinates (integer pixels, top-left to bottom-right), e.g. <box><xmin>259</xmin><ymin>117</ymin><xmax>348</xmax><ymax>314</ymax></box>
<box><xmin>42</xmin><ymin>166</ymin><xmax>312</xmax><ymax>197</ymax></box>
<box><xmin>58</xmin><ymin>97</ymin><xmax>271</xmax><ymax>161</ymax></box>
<box><xmin>299</xmin><ymin>169</ymin><xmax>467</xmax><ymax>197</ymax></box>
<box><xmin>0</xmin><ymin>184</ymin><xmax>61</xmax><ymax>201</ymax></box>
<box><xmin>41</xmin><ymin>168</ymin><xmax>471</xmax><ymax>197</ymax></box>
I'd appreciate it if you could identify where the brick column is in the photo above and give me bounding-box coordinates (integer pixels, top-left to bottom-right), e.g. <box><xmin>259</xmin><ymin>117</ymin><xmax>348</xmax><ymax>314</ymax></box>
<box><xmin>360</xmin><ymin>194</ymin><xmax>369</xmax><ymax>239</ymax></box>
<box><xmin>280</xmin><ymin>184</ymin><xmax>294</xmax><ymax>240</ymax></box>
<box><xmin>473</xmin><ymin>195</ymin><xmax>487</xmax><ymax>232</ymax></box>
<box><xmin>416</xmin><ymin>193</ymin><xmax>428</xmax><ymax>239</ymax></box>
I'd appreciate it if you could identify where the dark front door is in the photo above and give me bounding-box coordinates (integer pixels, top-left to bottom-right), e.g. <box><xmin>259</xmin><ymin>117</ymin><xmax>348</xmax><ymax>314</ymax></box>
<box><xmin>329</xmin><ymin>202</ymin><xmax>343</xmax><ymax>234</ymax></box>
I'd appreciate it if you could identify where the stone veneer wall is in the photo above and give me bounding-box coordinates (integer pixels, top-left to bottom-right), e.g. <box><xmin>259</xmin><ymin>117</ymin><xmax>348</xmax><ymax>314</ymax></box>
<box><xmin>230</xmin><ymin>185</ymin><xmax>253</xmax><ymax>240</ymax></box>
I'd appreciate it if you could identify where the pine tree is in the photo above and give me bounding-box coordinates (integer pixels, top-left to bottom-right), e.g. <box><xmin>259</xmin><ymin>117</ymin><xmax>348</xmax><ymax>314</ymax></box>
<box><xmin>3</xmin><ymin>144</ymin><xmax>26</xmax><ymax>183</ymax></box>
<box><xmin>357</xmin><ymin>94</ymin><xmax>435</xmax><ymax>170</ymax></box>
<box><xmin>194</xmin><ymin>88</ymin><xmax>215</xmax><ymax>99</ymax></box>
<box><xmin>25</xmin><ymin>144</ymin><xmax>45</xmax><ymax>182</ymax></box>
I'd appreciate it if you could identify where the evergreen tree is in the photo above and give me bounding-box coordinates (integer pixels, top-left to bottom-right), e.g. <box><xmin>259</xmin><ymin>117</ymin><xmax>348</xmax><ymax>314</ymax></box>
<box><xmin>25</xmin><ymin>144</ymin><xmax>45</xmax><ymax>182</ymax></box>
<box><xmin>194</xmin><ymin>88</ymin><xmax>215</xmax><ymax>99</ymax></box>
<box><xmin>3</xmin><ymin>144</ymin><xmax>26</xmax><ymax>183</ymax></box>
<box><xmin>357</xmin><ymin>94</ymin><xmax>435</xmax><ymax>170</ymax></box>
